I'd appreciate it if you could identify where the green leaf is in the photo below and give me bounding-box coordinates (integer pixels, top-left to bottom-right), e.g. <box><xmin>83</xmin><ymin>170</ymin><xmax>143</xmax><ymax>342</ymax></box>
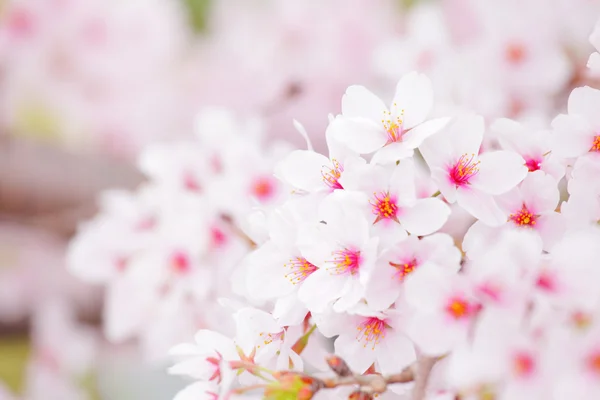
<box><xmin>182</xmin><ymin>0</ymin><xmax>212</xmax><ymax>33</ymax></box>
<box><xmin>0</xmin><ymin>336</ymin><xmax>30</xmax><ymax>394</ymax></box>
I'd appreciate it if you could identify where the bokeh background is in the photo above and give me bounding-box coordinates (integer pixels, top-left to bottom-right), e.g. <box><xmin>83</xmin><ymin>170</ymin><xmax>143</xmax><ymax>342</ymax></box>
<box><xmin>1</xmin><ymin>0</ymin><xmax>599</xmax><ymax>398</ymax></box>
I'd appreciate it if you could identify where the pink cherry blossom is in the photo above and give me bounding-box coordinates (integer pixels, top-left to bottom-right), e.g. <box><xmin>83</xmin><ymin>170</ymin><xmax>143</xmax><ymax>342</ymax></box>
<box><xmin>421</xmin><ymin>115</ymin><xmax>528</xmax><ymax>226</ymax></box>
<box><xmin>330</xmin><ymin>72</ymin><xmax>449</xmax><ymax>162</ymax></box>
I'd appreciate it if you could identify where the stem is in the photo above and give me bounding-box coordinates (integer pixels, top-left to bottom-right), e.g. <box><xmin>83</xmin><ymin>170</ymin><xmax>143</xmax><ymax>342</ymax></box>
<box><xmin>412</xmin><ymin>356</ymin><xmax>438</xmax><ymax>400</ymax></box>
<box><xmin>320</xmin><ymin>363</ymin><xmax>415</xmax><ymax>393</ymax></box>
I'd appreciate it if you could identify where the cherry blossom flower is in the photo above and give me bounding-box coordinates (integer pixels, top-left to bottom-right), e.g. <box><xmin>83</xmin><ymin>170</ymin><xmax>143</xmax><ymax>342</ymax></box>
<box><xmin>562</xmin><ymin>156</ymin><xmax>600</xmax><ymax>230</ymax></box>
<box><xmin>462</xmin><ymin>170</ymin><xmax>564</xmax><ymax>257</ymax></box>
<box><xmin>491</xmin><ymin>118</ymin><xmax>565</xmax><ymax>181</ymax></box>
<box><xmin>338</xmin><ymin>158</ymin><xmax>451</xmax><ymax>248</ymax></box>
<box><xmin>363</xmin><ymin>233</ymin><xmax>461</xmax><ymax>311</ymax></box>
<box><xmin>588</xmin><ymin>20</ymin><xmax>600</xmax><ymax>77</ymax></box>
<box><xmin>313</xmin><ymin>306</ymin><xmax>416</xmax><ymax>375</ymax></box>
<box><xmin>275</xmin><ymin>123</ymin><xmax>358</xmax><ymax>194</ymax></box>
<box><xmin>295</xmin><ymin>194</ymin><xmax>379</xmax><ymax>313</ymax></box>
<box><xmin>330</xmin><ymin>72</ymin><xmax>449</xmax><ymax>163</ymax></box>
<box><xmin>551</xmin><ymin>86</ymin><xmax>600</xmax><ymax>160</ymax></box>
<box><xmin>405</xmin><ymin>269</ymin><xmax>481</xmax><ymax>356</ymax></box>
<box><xmin>420</xmin><ymin>114</ymin><xmax>528</xmax><ymax>226</ymax></box>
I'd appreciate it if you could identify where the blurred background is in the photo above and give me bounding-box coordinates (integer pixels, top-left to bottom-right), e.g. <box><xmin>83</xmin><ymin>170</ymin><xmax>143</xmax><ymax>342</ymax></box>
<box><xmin>0</xmin><ymin>0</ymin><xmax>599</xmax><ymax>398</ymax></box>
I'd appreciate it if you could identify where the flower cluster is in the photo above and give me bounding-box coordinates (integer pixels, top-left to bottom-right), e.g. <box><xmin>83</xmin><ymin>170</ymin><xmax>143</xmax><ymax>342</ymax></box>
<box><xmin>374</xmin><ymin>0</ymin><xmax>600</xmax><ymax>120</ymax></box>
<box><xmin>167</xmin><ymin>24</ymin><xmax>600</xmax><ymax>400</ymax></box>
<box><xmin>0</xmin><ymin>0</ymin><xmax>189</xmax><ymax>156</ymax></box>
<box><xmin>67</xmin><ymin>109</ymin><xmax>292</xmax><ymax>361</ymax></box>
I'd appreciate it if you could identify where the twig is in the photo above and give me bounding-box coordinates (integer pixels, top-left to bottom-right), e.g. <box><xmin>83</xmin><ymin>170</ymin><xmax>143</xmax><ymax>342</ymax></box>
<box><xmin>319</xmin><ymin>363</ymin><xmax>415</xmax><ymax>394</ymax></box>
<box><xmin>412</xmin><ymin>356</ymin><xmax>438</xmax><ymax>400</ymax></box>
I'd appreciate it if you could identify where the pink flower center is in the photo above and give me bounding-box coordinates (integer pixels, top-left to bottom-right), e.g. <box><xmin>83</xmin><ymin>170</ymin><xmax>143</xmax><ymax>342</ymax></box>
<box><xmin>170</xmin><ymin>251</ymin><xmax>190</xmax><ymax>274</ymax></box>
<box><xmin>513</xmin><ymin>352</ymin><xmax>536</xmax><ymax>378</ymax></box>
<box><xmin>524</xmin><ymin>158</ymin><xmax>542</xmax><ymax>172</ymax></box>
<box><xmin>322</xmin><ymin>159</ymin><xmax>344</xmax><ymax>190</ymax></box>
<box><xmin>587</xmin><ymin>351</ymin><xmax>600</xmax><ymax>377</ymax></box>
<box><xmin>284</xmin><ymin>257</ymin><xmax>318</xmax><ymax>284</ymax></box>
<box><xmin>252</xmin><ymin>176</ymin><xmax>276</xmax><ymax>202</ymax></box>
<box><xmin>183</xmin><ymin>171</ymin><xmax>202</xmax><ymax>192</ymax></box>
<box><xmin>591</xmin><ymin>135</ymin><xmax>600</xmax><ymax>152</ymax></box>
<box><xmin>371</xmin><ymin>191</ymin><xmax>399</xmax><ymax>223</ymax></box>
<box><xmin>258</xmin><ymin>331</ymin><xmax>285</xmax><ymax>347</ymax></box>
<box><xmin>509</xmin><ymin>205</ymin><xmax>537</xmax><ymax>227</ymax></box>
<box><xmin>445</xmin><ymin>296</ymin><xmax>478</xmax><ymax>320</ymax></box>
<box><xmin>135</xmin><ymin>216</ymin><xmax>156</xmax><ymax>231</ymax></box>
<box><xmin>389</xmin><ymin>259</ymin><xmax>418</xmax><ymax>281</ymax></box>
<box><xmin>505</xmin><ymin>42</ymin><xmax>527</xmax><ymax>65</ymax></box>
<box><xmin>114</xmin><ymin>257</ymin><xmax>128</xmax><ymax>272</ymax></box>
<box><xmin>210</xmin><ymin>226</ymin><xmax>228</xmax><ymax>249</ymax></box>
<box><xmin>535</xmin><ymin>270</ymin><xmax>557</xmax><ymax>292</ymax></box>
<box><xmin>328</xmin><ymin>248</ymin><xmax>361</xmax><ymax>275</ymax></box>
<box><xmin>382</xmin><ymin>108</ymin><xmax>405</xmax><ymax>143</ymax></box>
<box><xmin>449</xmin><ymin>154</ymin><xmax>480</xmax><ymax>187</ymax></box>
<box><xmin>7</xmin><ymin>8</ymin><xmax>35</xmax><ymax>39</ymax></box>
<box><xmin>572</xmin><ymin>311</ymin><xmax>592</xmax><ymax>330</ymax></box>
<box><xmin>356</xmin><ymin>317</ymin><xmax>387</xmax><ymax>350</ymax></box>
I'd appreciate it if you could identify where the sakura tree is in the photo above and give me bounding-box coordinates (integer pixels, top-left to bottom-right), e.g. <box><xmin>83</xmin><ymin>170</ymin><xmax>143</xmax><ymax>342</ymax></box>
<box><xmin>63</xmin><ymin>2</ymin><xmax>600</xmax><ymax>400</ymax></box>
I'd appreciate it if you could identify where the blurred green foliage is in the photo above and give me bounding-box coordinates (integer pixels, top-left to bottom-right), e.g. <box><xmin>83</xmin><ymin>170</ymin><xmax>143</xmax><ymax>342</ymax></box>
<box><xmin>183</xmin><ymin>0</ymin><xmax>212</xmax><ymax>33</ymax></box>
<box><xmin>0</xmin><ymin>336</ymin><xmax>30</xmax><ymax>394</ymax></box>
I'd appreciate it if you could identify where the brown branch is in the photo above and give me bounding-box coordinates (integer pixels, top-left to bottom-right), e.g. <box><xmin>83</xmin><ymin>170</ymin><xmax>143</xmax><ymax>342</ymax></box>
<box><xmin>412</xmin><ymin>356</ymin><xmax>439</xmax><ymax>400</ymax></box>
<box><xmin>318</xmin><ymin>363</ymin><xmax>415</xmax><ymax>395</ymax></box>
<box><xmin>0</xmin><ymin>136</ymin><xmax>144</xmax><ymax>236</ymax></box>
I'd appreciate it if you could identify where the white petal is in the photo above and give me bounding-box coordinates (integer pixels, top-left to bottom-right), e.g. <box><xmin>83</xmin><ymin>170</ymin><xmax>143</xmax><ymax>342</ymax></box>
<box><xmin>550</xmin><ymin>114</ymin><xmax>594</xmax><ymax>158</ymax></box>
<box><xmin>568</xmin><ymin>86</ymin><xmax>600</xmax><ymax>128</ymax></box>
<box><xmin>333</xmin><ymin>278</ymin><xmax>365</xmax><ymax>312</ymax></box>
<box><xmin>588</xmin><ymin>53</ymin><xmax>600</xmax><ymax>77</ymax></box>
<box><xmin>330</xmin><ymin>117</ymin><xmax>387</xmax><ymax>154</ymax></box>
<box><xmin>461</xmin><ymin>221</ymin><xmax>500</xmax><ymax>260</ymax></box>
<box><xmin>335</xmin><ymin>332</ymin><xmax>376</xmax><ymax>374</ymax></box>
<box><xmin>169</xmin><ymin>358</ymin><xmax>212</xmax><ymax>379</ymax></box>
<box><xmin>391</xmin><ymin>72</ymin><xmax>434</xmax><ymax>129</ymax></box>
<box><xmin>194</xmin><ymin>330</ymin><xmax>237</xmax><ymax>360</ymax></box>
<box><xmin>403</xmin><ymin>117</ymin><xmax>450</xmax><ymax>149</ymax></box>
<box><xmin>342</xmin><ymin>85</ymin><xmax>388</xmax><ymax>122</ymax></box>
<box><xmin>245</xmin><ymin>242</ymin><xmax>295</xmax><ymax>300</ymax></box>
<box><xmin>389</xmin><ymin>159</ymin><xmax>417</xmax><ymax>202</ymax></box>
<box><xmin>408</xmin><ymin>313</ymin><xmax>464</xmax><ymax>356</ymax></box>
<box><xmin>471</xmin><ymin>151</ymin><xmax>527</xmax><ymax>195</ymax></box>
<box><xmin>536</xmin><ymin>213</ymin><xmax>565</xmax><ymax>252</ymax></box>
<box><xmin>456</xmin><ymin>188</ymin><xmax>506</xmax><ymax>227</ymax></box>
<box><xmin>403</xmin><ymin>267</ymin><xmax>447</xmax><ymax>311</ymax></box>
<box><xmin>377</xmin><ymin>333</ymin><xmax>416</xmax><ymax>375</ymax></box>
<box><xmin>420</xmin><ymin>115</ymin><xmax>484</xmax><ymax>169</ymax></box>
<box><xmin>370</xmin><ymin>142</ymin><xmax>414</xmax><ymax>165</ymax></box>
<box><xmin>398</xmin><ymin>198</ymin><xmax>451</xmax><ymax>236</ymax></box>
<box><xmin>104</xmin><ymin>277</ymin><xmax>155</xmax><ymax>342</ymax></box>
<box><xmin>430</xmin><ymin>167</ymin><xmax>457</xmax><ymax>203</ymax></box>
<box><xmin>275</xmin><ymin>150</ymin><xmax>330</xmax><ymax>192</ymax></box>
<box><xmin>520</xmin><ymin>170</ymin><xmax>559</xmax><ymax>213</ymax></box>
<box><xmin>297</xmin><ymin>269</ymin><xmax>347</xmax><ymax>313</ymax></box>
<box><xmin>173</xmin><ymin>382</ymin><xmax>217</xmax><ymax>400</ymax></box>
<box><xmin>364</xmin><ymin>263</ymin><xmax>400</xmax><ymax>311</ymax></box>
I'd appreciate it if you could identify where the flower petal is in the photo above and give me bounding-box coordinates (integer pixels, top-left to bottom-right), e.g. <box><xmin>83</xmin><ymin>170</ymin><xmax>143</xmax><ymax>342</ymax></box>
<box><xmin>550</xmin><ymin>114</ymin><xmax>594</xmax><ymax>158</ymax></box>
<box><xmin>471</xmin><ymin>151</ymin><xmax>527</xmax><ymax>195</ymax></box>
<box><xmin>403</xmin><ymin>117</ymin><xmax>450</xmax><ymax>149</ymax></box>
<box><xmin>275</xmin><ymin>150</ymin><xmax>330</xmax><ymax>192</ymax></box>
<box><xmin>456</xmin><ymin>187</ymin><xmax>506</xmax><ymax>226</ymax></box>
<box><xmin>398</xmin><ymin>198</ymin><xmax>451</xmax><ymax>236</ymax></box>
<box><xmin>330</xmin><ymin>115</ymin><xmax>388</xmax><ymax>154</ymax></box>
<box><xmin>568</xmin><ymin>86</ymin><xmax>600</xmax><ymax>129</ymax></box>
<box><xmin>391</xmin><ymin>72</ymin><xmax>434</xmax><ymax>129</ymax></box>
<box><xmin>342</xmin><ymin>85</ymin><xmax>388</xmax><ymax>122</ymax></box>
